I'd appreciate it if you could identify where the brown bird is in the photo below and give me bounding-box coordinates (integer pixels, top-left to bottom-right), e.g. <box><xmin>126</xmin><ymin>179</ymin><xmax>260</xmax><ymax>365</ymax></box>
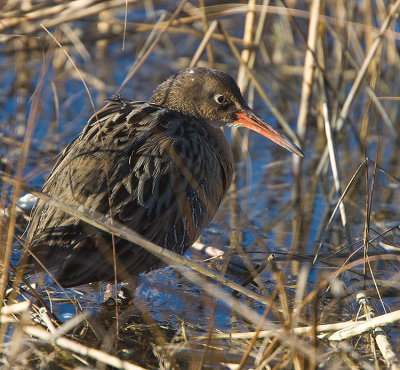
<box><xmin>24</xmin><ymin>67</ymin><xmax>303</xmax><ymax>288</ymax></box>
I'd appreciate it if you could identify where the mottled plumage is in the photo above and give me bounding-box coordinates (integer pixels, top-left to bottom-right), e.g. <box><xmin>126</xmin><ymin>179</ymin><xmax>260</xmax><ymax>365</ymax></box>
<box><xmin>24</xmin><ymin>68</ymin><xmax>302</xmax><ymax>287</ymax></box>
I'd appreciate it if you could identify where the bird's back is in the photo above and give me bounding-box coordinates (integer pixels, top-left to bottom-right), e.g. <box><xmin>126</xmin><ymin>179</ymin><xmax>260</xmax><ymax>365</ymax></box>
<box><xmin>25</xmin><ymin>96</ymin><xmax>233</xmax><ymax>287</ymax></box>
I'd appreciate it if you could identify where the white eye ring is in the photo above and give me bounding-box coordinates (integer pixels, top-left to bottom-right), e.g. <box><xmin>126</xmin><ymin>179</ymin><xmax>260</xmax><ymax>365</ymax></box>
<box><xmin>214</xmin><ymin>94</ymin><xmax>227</xmax><ymax>104</ymax></box>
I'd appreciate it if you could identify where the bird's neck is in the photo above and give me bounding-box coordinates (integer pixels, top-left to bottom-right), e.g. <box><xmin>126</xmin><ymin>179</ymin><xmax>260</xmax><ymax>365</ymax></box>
<box><xmin>203</xmin><ymin>123</ymin><xmax>234</xmax><ymax>194</ymax></box>
<box><xmin>150</xmin><ymin>78</ymin><xmax>201</xmax><ymax>117</ymax></box>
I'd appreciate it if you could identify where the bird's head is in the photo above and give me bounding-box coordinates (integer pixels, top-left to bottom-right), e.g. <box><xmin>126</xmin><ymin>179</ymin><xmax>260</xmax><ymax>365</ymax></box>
<box><xmin>150</xmin><ymin>67</ymin><xmax>303</xmax><ymax>157</ymax></box>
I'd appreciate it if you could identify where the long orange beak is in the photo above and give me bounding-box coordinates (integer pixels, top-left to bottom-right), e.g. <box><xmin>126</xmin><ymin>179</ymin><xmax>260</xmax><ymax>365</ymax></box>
<box><xmin>235</xmin><ymin>110</ymin><xmax>304</xmax><ymax>157</ymax></box>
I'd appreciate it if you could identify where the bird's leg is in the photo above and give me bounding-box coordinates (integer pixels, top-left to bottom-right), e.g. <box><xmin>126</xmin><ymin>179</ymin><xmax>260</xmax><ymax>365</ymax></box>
<box><xmin>103</xmin><ymin>279</ymin><xmax>138</xmax><ymax>307</ymax></box>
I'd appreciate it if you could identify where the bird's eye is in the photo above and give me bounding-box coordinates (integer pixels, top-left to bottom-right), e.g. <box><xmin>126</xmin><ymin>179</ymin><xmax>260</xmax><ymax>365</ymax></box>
<box><xmin>214</xmin><ymin>94</ymin><xmax>227</xmax><ymax>104</ymax></box>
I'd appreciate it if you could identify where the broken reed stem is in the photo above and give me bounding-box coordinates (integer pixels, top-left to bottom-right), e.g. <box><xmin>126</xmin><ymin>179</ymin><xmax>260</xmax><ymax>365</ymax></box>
<box><xmin>4</xmin><ymin>301</ymin><xmax>400</xmax><ymax>363</ymax></box>
<box><xmin>327</xmin><ymin>305</ymin><xmax>400</xmax><ymax>342</ymax></box>
<box><xmin>356</xmin><ymin>293</ymin><xmax>400</xmax><ymax>369</ymax></box>
<box><xmin>0</xmin><ymin>301</ymin><xmax>30</xmax><ymax>317</ymax></box>
<box><xmin>181</xmin><ymin>308</ymin><xmax>400</xmax><ymax>342</ymax></box>
<box><xmin>24</xmin><ymin>325</ymin><xmax>145</xmax><ymax>370</ymax></box>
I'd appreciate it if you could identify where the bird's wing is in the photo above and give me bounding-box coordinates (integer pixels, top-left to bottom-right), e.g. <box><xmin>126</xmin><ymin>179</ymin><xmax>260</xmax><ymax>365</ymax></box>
<box><xmin>26</xmin><ymin>97</ymin><xmax>229</xmax><ymax>285</ymax></box>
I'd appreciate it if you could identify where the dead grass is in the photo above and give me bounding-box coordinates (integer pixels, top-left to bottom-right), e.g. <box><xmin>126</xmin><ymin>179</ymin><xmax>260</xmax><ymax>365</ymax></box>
<box><xmin>1</xmin><ymin>0</ymin><xmax>400</xmax><ymax>368</ymax></box>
